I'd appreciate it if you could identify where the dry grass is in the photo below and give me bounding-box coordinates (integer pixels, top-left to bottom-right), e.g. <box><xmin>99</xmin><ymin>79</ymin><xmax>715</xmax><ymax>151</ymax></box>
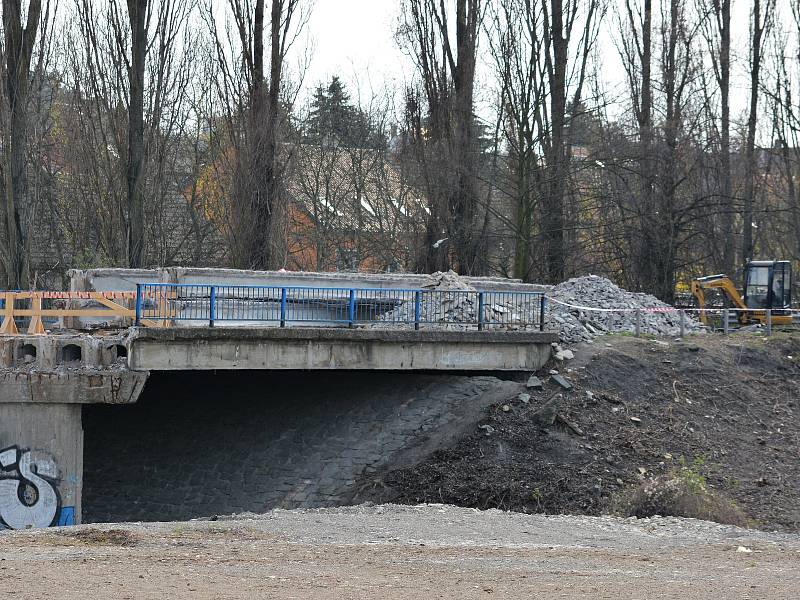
<box><xmin>58</xmin><ymin>528</ymin><xmax>140</xmax><ymax>547</ymax></box>
<box><xmin>613</xmin><ymin>459</ymin><xmax>748</xmax><ymax>527</ymax></box>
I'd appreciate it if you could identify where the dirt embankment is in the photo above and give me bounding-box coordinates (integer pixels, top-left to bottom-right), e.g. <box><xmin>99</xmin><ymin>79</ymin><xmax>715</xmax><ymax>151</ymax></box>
<box><xmin>354</xmin><ymin>334</ymin><xmax>800</xmax><ymax>532</ymax></box>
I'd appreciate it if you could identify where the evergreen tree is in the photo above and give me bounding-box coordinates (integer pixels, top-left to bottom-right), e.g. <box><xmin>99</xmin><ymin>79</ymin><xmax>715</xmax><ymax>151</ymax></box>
<box><xmin>304</xmin><ymin>76</ymin><xmax>384</xmax><ymax>148</ymax></box>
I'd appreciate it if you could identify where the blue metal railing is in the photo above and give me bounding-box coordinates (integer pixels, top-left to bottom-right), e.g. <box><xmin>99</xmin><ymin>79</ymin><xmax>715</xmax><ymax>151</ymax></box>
<box><xmin>134</xmin><ymin>283</ymin><xmax>547</xmax><ymax>331</ymax></box>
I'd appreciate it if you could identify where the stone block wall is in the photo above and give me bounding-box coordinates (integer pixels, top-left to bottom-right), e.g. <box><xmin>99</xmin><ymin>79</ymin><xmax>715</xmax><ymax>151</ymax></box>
<box><xmin>82</xmin><ymin>371</ymin><xmax>522</xmax><ymax>522</ymax></box>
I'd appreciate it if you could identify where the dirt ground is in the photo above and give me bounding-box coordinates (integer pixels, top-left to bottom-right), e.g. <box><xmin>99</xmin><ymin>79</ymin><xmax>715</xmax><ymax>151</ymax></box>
<box><xmin>1</xmin><ymin>504</ymin><xmax>799</xmax><ymax>599</ymax></box>
<box><xmin>355</xmin><ymin>333</ymin><xmax>800</xmax><ymax>532</ymax></box>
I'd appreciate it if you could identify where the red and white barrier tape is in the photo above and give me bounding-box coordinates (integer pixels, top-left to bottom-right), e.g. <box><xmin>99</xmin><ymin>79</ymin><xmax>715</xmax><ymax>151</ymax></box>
<box><xmin>546</xmin><ymin>297</ymin><xmax>678</xmax><ymax>313</ymax></box>
<box><xmin>546</xmin><ymin>297</ymin><xmax>798</xmax><ymax>315</ymax></box>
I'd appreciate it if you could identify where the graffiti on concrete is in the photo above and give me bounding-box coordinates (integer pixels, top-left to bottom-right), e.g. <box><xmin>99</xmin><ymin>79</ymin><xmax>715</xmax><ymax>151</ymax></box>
<box><xmin>0</xmin><ymin>445</ymin><xmax>67</xmax><ymax>530</ymax></box>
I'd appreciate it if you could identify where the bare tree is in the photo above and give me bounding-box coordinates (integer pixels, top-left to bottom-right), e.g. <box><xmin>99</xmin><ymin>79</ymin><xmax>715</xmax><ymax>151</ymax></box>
<box><xmin>63</xmin><ymin>0</ymin><xmax>200</xmax><ymax>269</ymax></box>
<box><xmin>741</xmin><ymin>0</ymin><xmax>775</xmax><ymax>268</ymax></box>
<box><xmin>399</xmin><ymin>0</ymin><xmax>483</xmax><ymax>274</ymax></box>
<box><xmin>615</xmin><ymin>0</ymin><xmax>654</xmax><ymax>291</ymax></box>
<box><xmin>698</xmin><ymin>0</ymin><xmax>732</xmax><ymax>274</ymax></box>
<box><xmin>204</xmin><ymin>0</ymin><xmax>310</xmax><ymax>270</ymax></box>
<box><xmin>487</xmin><ymin>0</ymin><xmax>602</xmax><ymax>282</ymax></box>
<box><xmin>0</xmin><ymin>0</ymin><xmax>45</xmax><ymax>288</ymax></box>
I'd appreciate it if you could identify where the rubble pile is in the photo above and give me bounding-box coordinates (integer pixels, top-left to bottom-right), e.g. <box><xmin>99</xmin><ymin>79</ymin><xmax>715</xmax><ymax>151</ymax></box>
<box><xmin>374</xmin><ymin>270</ymin><xmax>539</xmax><ymax>329</ymax></box>
<box><xmin>420</xmin><ymin>270</ymin><xmax>477</xmax><ymax>292</ymax></box>
<box><xmin>546</xmin><ymin>275</ymin><xmax>703</xmax><ymax>344</ymax></box>
<box><xmin>374</xmin><ymin>271</ymin><xmax>703</xmax><ymax>343</ymax></box>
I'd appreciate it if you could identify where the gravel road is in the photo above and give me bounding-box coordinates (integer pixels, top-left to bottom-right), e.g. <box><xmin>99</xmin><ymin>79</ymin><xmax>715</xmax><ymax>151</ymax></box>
<box><xmin>1</xmin><ymin>504</ymin><xmax>798</xmax><ymax>599</ymax></box>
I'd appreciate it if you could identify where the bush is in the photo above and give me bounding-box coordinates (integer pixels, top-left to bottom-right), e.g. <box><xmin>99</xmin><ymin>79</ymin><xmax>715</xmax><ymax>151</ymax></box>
<box><xmin>613</xmin><ymin>457</ymin><xmax>748</xmax><ymax>527</ymax></box>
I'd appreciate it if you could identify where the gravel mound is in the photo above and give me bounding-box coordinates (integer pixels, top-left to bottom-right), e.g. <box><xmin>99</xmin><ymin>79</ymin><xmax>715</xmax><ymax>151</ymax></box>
<box><xmin>421</xmin><ymin>270</ymin><xmax>476</xmax><ymax>292</ymax></box>
<box><xmin>372</xmin><ymin>271</ymin><xmax>702</xmax><ymax>344</ymax></box>
<box><xmin>547</xmin><ymin>275</ymin><xmax>703</xmax><ymax>344</ymax></box>
<box><xmin>373</xmin><ymin>271</ymin><xmax>537</xmax><ymax>329</ymax></box>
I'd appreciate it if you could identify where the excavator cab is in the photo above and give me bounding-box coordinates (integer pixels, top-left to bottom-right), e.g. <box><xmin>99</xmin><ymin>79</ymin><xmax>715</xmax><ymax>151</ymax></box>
<box><xmin>691</xmin><ymin>260</ymin><xmax>793</xmax><ymax>326</ymax></box>
<box><xmin>743</xmin><ymin>260</ymin><xmax>791</xmax><ymax>312</ymax></box>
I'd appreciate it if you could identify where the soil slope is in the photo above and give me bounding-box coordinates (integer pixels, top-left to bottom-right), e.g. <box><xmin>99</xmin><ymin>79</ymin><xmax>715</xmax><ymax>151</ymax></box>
<box><xmin>354</xmin><ymin>333</ymin><xmax>800</xmax><ymax>531</ymax></box>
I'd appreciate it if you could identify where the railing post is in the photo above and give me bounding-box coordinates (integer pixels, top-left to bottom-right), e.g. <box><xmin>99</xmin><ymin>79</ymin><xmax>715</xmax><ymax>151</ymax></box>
<box><xmin>414</xmin><ymin>291</ymin><xmax>421</xmax><ymax>331</ymax></box>
<box><xmin>679</xmin><ymin>309</ymin><xmax>686</xmax><ymax>337</ymax></box>
<box><xmin>635</xmin><ymin>309</ymin><xmax>641</xmax><ymax>337</ymax></box>
<box><xmin>539</xmin><ymin>294</ymin><xmax>547</xmax><ymax>331</ymax></box>
<box><xmin>723</xmin><ymin>308</ymin><xmax>729</xmax><ymax>335</ymax></box>
<box><xmin>209</xmin><ymin>286</ymin><xmax>216</xmax><ymax>327</ymax></box>
<box><xmin>135</xmin><ymin>284</ymin><xmax>142</xmax><ymax>327</ymax></box>
<box><xmin>280</xmin><ymin>287</ymin><xmax>287</xmax><ymax>327</ymax></box>
<box><xmin>0</xmin><ymin>292</ymin><xmax>18</xmax><ymax>335</ymax></box>
<box><xmin>348</xmin><ymin>288</ymin><xmax>356</xmax><ymax>328</ymax></box>
<box><xmin>477</xmin><ymin>291</ymin><xmax>485</xmax><ymax>331</ymax></box>
<box><xmin>766</xmin><ymin>309</ymin><xmax>772</xmax><ymax>336</ymax></box>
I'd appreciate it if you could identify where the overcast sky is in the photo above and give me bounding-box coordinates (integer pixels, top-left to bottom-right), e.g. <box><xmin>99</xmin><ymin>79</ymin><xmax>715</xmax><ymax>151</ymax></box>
<box><xmin>297</xmin><ymin>0</ymin><xmax>409</xmax><ymax>103</ymax></box>
<box><xmin>296</xmin><ymin>1</ymin><xmax>783</xmax><ymax>125</ymax></box>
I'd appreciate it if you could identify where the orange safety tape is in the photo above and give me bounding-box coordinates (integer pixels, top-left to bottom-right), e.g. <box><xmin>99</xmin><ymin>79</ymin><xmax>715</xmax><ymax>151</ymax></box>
<box><xmin>22</xmin><ymin>291</ymin><xmax>138</xmax><ymax>299</ymax></box>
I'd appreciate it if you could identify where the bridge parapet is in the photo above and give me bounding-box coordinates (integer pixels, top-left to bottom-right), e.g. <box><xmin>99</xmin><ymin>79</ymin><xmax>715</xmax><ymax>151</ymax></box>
<box><xmin>0</xmin><ymin>284</ymin><xmax>548</xmax><ymax>334</ymax></box>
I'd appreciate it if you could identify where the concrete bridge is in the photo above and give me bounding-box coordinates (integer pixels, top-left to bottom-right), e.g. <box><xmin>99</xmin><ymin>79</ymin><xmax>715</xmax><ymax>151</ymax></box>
<box><xmin>0</xmin><ymin>269</ymin><xmax>555</xmax><ymax>529</ymax></box>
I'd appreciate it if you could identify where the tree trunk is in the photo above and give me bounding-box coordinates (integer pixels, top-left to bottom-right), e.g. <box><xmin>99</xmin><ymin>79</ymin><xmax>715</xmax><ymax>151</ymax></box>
<box><xmin>718</xmin><ymin>0</ymin><xmax>733</xmax><ymax>275</ymax></box>
<box><xmin>126</xmin><ymin>0</ymin><xmax>147</xmax><ymax>268</ymax></box>
<box><xmin>450</xmin><ymin>0</ymin><xmax>480</xmax><ymax>275</ymax></box>
<box><xmin>633</xmin><ymin>0</ymin><xmax>653</xmax><ymax>293</ymax></box>
<box><xmin>743</xmin><ymin>0</ymin><xmax>771</xmax><ymax>272</ymax></box>
<box><xmin>543</xmin><ymin>0</ymin><xmax>568</xmax><ymax>284</ymax></box>
<box><xmin>2</xmin><ymin>0</ymin><xmax>42</xmax><ymax>289</ymax></box>
<box><xmin>267</xmin><ymin>0</ymin><xmax>287</xmax><ymax>268</ymax></box>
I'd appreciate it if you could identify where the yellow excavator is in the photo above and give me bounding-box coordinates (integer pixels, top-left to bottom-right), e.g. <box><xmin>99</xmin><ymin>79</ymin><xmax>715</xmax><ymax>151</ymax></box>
<box><xmin>691</xmin><ymin>260</ymin><xmax>793</xmax><ymax>326</ymax></box>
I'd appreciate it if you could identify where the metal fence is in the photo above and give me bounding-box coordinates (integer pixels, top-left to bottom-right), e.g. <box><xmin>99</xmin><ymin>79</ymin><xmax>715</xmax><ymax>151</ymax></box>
<box><xmin>135</xmin><ymin>283</ymin><xmax>547</xmax><ymax>331</ymax></box>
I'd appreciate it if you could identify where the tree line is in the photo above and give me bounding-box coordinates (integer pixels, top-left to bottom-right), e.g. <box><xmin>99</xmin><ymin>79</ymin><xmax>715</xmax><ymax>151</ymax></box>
<box><xmin>1</xmin><ymin>0</ymin><xmax>799</xmax><ymax>302</ymax></box>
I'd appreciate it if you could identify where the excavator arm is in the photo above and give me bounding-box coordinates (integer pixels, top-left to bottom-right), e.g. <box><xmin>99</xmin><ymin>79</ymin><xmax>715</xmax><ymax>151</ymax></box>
<box><xmin>690</xmin><ymin>275</ymin><xmax>747</xmax><ymax>325</ymax></box>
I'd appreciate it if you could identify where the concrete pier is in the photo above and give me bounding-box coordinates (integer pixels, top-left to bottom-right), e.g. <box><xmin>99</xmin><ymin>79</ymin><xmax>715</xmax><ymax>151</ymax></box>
<box><xmin>0</xmin><ymin>334</ymin><xmax>148</xmax><ymax>529</ymax></box>
<box><xmin>0</xmin><ymin>404</ymin><xmax>83</xmax><ymax>528</ymax></box>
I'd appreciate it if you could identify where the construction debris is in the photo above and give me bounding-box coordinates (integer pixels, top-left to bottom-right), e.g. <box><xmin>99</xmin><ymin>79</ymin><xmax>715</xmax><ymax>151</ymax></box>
<box><xmin>533</xmin><ymin>394</ymin><xmax>562</xmax><ymax>426</ymax></box>
<box><xmin>551</xmin><ymin>374</ymin><xmax>574</xmax><ymax>391</ymax></box>
<box><xmin>526</xmin><ymin>375</ymin><xmax>544</xmax><ymax>390</ymax></box>
<box><xmin>420</xmin><ymin>270</ymin><xmax>477</xmax><ymax>292</ymax></box>
<box><xmin>374</xmin><ymin>271</ymin><xmax>703</xmax><ymax>344</ymax></box>
<box><xmin>547</xmin><ymin>275</ymin><xmax>703</xmax><ymax>344</ymax></box>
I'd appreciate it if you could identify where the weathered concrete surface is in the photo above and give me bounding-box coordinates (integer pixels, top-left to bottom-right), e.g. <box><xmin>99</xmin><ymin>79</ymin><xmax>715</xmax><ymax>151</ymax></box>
<box><xmin>128</xmin><ymin>327</ymin><xmax>556</xmax><ymax>371</ymax></box>
<box><xmin>0</xmin><ymin>334</ymin><xmax>129</xmax><ymax>370</ymax></box>
<box><xmin>83</xmin><ymin>371</ymin><xmax>523</xmax><ymax>522</ymax></box>
<box><xmin>70</xmin><ymin>267</ymin><xmax>548</xmax><ymax>293</ymax></box>
<box><xmin>0</xmin><ymin>403</ymin><xmax>83</xmax><ymax>528</ymax></box>
<box><xmin>0</xmin><ymin>336</ymin><xmax>147</xmax><ymax>529</ymax></box>
<box><xmin>0</xmin><ymin>370</ymin><xmax>148</xmax><ymax>404</ymax></box>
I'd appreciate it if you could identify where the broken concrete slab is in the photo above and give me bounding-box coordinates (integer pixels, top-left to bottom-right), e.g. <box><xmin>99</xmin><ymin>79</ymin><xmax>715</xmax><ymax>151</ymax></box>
<box><xmin>526</xmin><ymin>375</ymin><xmax>544</xmax><ymax>390</ymax></box>
<box><xmin>533</xmin><ymin>393</ymin><xmax>562</xmax><ymax>427</ymax></box>
<box><xmin>0</xmin><ymin>369</ymin><xmax>148</xmax><ymax>404</ymax></box>
<box><xmin>551</xmin><ymin>374</ymin><xmax>573</xmax><ymax>391</ymax></box>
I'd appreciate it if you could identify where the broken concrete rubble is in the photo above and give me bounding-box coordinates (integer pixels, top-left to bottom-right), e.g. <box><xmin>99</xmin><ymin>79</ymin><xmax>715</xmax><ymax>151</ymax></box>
<box><xmin>526</xmin><ymin>375</ymin><xmax>544</xmax><ymax>390</ymax></box>
<box><xmin>545</xmin><ymin>275</ymin><xmax>703</xmax><ymax>344</ymax></box>
<box><xmin>375</xmin><ymin>272</ymin><xmax>702</xmax><ymax>344</ymax></box>
<box><xmin>551</xmin><ymin>374</ymin><xmax>574</xmax><ymax>391</ymax></box>
<box><xmin>533</xmin><ymin>393</ymin><xmax>562</xmax><ymax>426</ymax></box>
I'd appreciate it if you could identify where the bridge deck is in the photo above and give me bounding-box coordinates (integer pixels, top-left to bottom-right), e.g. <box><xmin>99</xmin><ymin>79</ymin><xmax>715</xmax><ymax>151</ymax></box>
<box><xmin>128</xmin><ymin>327</ymin><xmax>557</xmax><ymax>372</ymax></box>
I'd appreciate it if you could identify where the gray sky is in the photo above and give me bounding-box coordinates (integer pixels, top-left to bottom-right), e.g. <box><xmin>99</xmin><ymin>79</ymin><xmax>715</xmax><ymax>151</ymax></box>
<box><xmin>296</xmin><ymin>1</ymin><xmax>785</xmax><ymax>128</ymax></box>
<box><xmin>299</xmin><ymin>0</ymin><xmax>410</xmax><ymax>100</ymax></box>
